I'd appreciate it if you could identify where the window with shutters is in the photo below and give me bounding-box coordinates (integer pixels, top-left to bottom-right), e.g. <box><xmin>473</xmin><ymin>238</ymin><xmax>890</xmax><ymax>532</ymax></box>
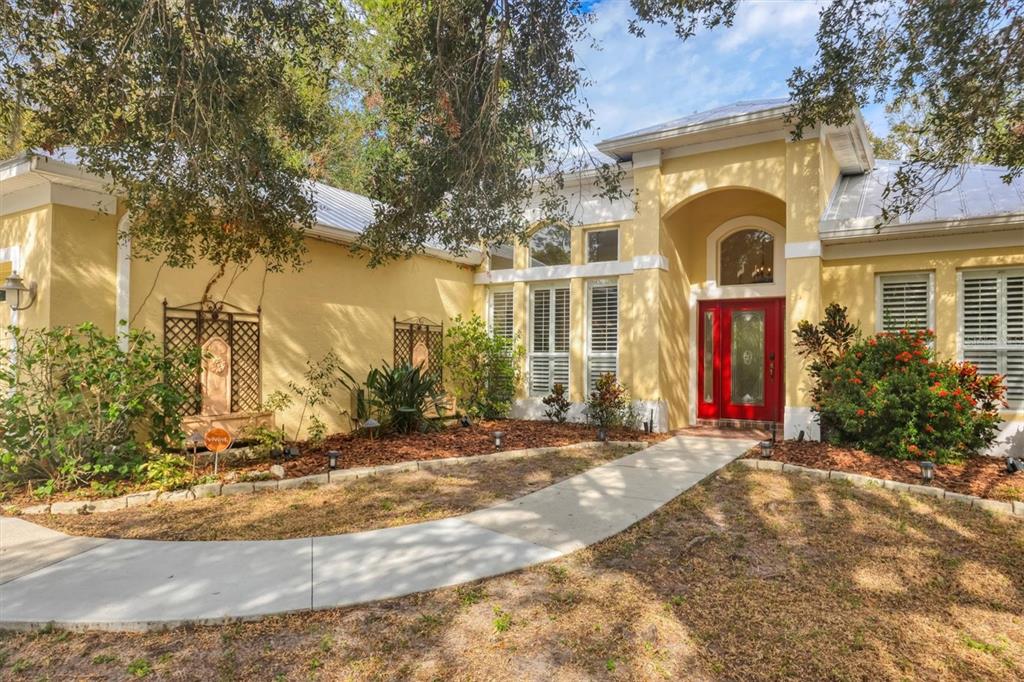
<box><xmin>587</xmin><ymin>280</ymin><xmax>618</xmax><ymax>391</ymax></box>
<box><xmin>488</xmin><ymin>289</ymin><xmax>514</xmax><ymax>340</ymax></box>
<box><xmin>961</xmin><ymin>269</ymin><xmax>1024</xmax><ymax>404</ymax></box>
<box><xmin>877</xmin><ymin>272</ymin><xmax>933</xmax><ymax>333</ymax></box>
<box><xmin>529</xmin><ymin>284</ymin><xmax>570</xmax><ymax>395</ymax></box>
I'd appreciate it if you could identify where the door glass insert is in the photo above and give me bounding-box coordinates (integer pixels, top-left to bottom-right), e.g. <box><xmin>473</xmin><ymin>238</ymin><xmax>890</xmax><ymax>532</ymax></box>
<box><xmin>730</xmin><ymin>309</ymin><xmax>764</xmax><ymax>405</ymax></box>
<box><xmin>702</xmin><ymin>310</ymin><xmax>714</xmax><ymax>403</ymax></box>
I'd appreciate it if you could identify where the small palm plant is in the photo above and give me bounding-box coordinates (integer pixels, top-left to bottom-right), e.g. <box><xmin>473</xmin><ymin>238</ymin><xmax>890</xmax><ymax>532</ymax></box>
<box><xmin>364</xmin><ymin>362</ymin><xmax>444</xmax><ymax>434</ymax></box>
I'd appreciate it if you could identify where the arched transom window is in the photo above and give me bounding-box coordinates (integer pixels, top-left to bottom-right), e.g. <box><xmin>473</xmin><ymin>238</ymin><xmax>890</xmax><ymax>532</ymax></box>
<box><xmin>720</xmin><ymin>229</ymin><xmax>774</xmax><ymax>285</ymax></box>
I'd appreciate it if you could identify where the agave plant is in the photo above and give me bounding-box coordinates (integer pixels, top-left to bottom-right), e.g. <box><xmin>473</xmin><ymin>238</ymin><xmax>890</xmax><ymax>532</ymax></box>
<box><xmin>364</xmin><ymin>362</ymin><xmax>444</xmax><ymax>434</ymax></box>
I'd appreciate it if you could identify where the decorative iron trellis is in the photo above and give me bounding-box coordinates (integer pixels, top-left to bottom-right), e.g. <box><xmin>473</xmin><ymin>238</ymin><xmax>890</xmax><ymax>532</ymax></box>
<box><xmin>394</xmin><ymin>316</ymin><xmax>443</xmax><ymax>386</ymax></box>
<box><xmin>163</xmin><ymin>300</ymin><xmax>262</xmax><ymax>418</ymax></box>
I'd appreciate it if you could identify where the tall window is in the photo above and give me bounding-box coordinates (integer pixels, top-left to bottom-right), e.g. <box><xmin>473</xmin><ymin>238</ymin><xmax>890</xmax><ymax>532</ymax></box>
<box><xmin>878</xmin><ymin>272</ymin><xmax>933</xmax><ymax>332</ymax></box>
<box><xmin>586</xmin><ymin>229</ymin><xmax>618</xmax><ymax>263</ymax></box>
<box><xmin>489</xmin><ymin>289</ymin><xmax>514</xmax><ymax>339</ymax></box>
<box><xmin>961</xmin><ymin>269</ymin><xmax>1023</xmax><ymax>403</ymax></box>
<box><xmin>529</xmin><ymin>284</ymin><xmax>569</xmax><ymax>395</ymax></box>
<box><xmin>529</xmin><ymin>224</ymin><xmax>571</xmax><ymax>267</ymax></box>
<box><xmin>720</xmin><ymin>229</ymin><xmax>774</xmax><ymax>285</ymax></box>
<box><xmin>587</xmin><ymin>281</ymin><xmax>618</xmax><ymax>391</ymax></box>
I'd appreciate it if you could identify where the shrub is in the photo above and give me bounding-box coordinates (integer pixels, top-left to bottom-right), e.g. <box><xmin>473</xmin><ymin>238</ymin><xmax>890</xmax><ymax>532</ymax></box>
<box><xmin>137</xmin><ymin>453</ymin><xmax>193</xmax><ymax>491</ymax></box>
<box><xmin>0</xmin><ymin>323</ymin><xmax>197</xmax><ymax>491</ymax></box>
<box><xmin>442</xmin><ymin>315</ymin><xmax>523</xmax><ymax>419</ymax></box>
<box><xmin>542</xmin><ymin>383</ymin><xmax>571</xmax><ymax>422</ymax></box>
<box><xmin>365</xmin><ymin>362</ymin><xmax>443</xmax><ymax>434</ymax></box>
<box><xmin>793</xmin><ymin>303</ymin><xmax>860</xmax><ymax>437</ymax></box>
<box><xmin>288</xmin><ymin>351</ymin><xmax>358</xmax><ymax>438</ymax></box>
<box><xmin>585</xmin><ymin>373</ymin><xmax>629</xmax><ymax>431</ymax></box>
<box><xmin>817</xmin><ymin>329</ymin><xmax>1005</xmax><ymax>463</ymax></box>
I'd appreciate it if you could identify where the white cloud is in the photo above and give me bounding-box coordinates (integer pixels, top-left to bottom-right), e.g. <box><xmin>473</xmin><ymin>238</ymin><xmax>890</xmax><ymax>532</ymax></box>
<box><xmin>716</xmin><ymin>1</ymin><xmax>823</xmax><ymax>53</ymax></box>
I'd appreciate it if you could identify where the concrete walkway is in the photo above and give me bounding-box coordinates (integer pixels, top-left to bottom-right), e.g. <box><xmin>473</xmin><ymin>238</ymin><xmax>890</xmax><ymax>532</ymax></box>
<box><xmin>0</xmin><ymin>435</ymin><xmax>751</xmax><ymax>631</ymax></box>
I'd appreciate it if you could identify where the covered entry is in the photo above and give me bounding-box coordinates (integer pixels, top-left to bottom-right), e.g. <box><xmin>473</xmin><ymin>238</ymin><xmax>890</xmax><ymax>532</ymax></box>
<box><xmin>697</xmin><ymin>298</ymin><xmax>784</xmax><ymax>424</ymax></box>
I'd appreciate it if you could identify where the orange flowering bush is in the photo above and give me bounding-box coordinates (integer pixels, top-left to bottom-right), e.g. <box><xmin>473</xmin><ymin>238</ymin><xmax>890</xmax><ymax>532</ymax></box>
<box><xmin>818</xmin><ymin>329</ymin><xmax>1005</xmax><ymax>463</ymax></box>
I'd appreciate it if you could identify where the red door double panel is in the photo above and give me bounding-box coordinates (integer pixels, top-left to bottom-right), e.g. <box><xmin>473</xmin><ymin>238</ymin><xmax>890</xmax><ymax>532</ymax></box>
<box><xmin>697</xmin><ymin>298</ymin><xmax>784</xmax><ymax>422</ymax></box>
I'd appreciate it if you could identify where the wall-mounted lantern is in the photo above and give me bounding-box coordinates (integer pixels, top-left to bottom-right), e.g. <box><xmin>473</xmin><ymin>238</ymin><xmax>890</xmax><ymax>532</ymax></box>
<box><xmin>1</xmin><ymin>271</ymin><xmax>36</xmax><ymax>311</ymax></box>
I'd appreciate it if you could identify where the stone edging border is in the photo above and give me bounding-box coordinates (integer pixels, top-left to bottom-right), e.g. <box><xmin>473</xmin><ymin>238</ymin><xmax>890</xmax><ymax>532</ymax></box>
<box><xmin>15</xmin><ymin>441</ymin><xmax>648</xmax><ymax>516</ymax></box>
<box><xmin>736</xmin><ymin>458</ymin><xmax>1024</xmax><ymax>518</ymax></box>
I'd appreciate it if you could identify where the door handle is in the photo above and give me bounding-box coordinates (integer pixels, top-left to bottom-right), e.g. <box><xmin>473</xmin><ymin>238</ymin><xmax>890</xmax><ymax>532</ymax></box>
<box><xmin>768</xmin><ymin>352</ymin><xmax>775</xmax><ymax>378</ymax></box>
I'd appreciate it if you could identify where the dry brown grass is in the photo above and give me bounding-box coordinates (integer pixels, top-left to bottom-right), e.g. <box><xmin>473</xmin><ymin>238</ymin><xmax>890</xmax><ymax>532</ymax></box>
<box><xmin>24</xmin><ymin>445</ymin><xmax>638</xmax><ymax>541</ymax></box>
<box><xmin>2</xmin><ymin>466</ymin><xmax>1023</xmax><ymax>681</ymax></box>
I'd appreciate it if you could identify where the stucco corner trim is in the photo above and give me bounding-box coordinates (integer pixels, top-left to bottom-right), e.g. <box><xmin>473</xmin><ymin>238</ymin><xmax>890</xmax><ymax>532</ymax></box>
<box><xmin>784</xmin><ymin>240</ymin><xmax>822</xmax><ymax>259</ymax></box>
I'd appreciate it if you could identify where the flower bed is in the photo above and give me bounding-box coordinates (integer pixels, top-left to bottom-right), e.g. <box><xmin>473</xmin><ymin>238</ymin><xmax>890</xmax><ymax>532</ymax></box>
<box><xmin>2</xmin><ymin>420</ymin><xmax>664</xmax><ymax>509</ymax></box>
<box><xmin>749</xmin><ymin>440</ymin><xmax>1023</xmax><ymax>502</ymax></box>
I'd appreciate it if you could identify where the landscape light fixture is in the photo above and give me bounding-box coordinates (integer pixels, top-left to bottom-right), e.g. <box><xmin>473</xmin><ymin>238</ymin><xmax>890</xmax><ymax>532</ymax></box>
<box><xmin>493</xmin><ymin>431</ymin><xmax>504</xmax><ymax>449</ymax></box>
<box><xmin>759</xmin><ymin>439</ymin><xmax>774</xmax><ymax>459</ymax></box>
<box><xmin>285</xmin><ymin>445</ymin><xmax>301</xmax><ymax>460</ymax></box>
<box><xmin>326</xmin><ymin>450</ymin><xmax>340</xmax><ymax>470</ymax></box>
<box><xmin>919</xmin><ymin>461</ymin><xmax>935</xmax><ymax>484</ymax></box>
<box><xmin>1007</xmin><ymin>457</ymin><xmax>1023</xmax><ymax>474</ymax></box>
<box><xmin>1</xmin><ymin>271</ymin><xmax>36</xmax><ymax>311</ymax></box>
<box><xmin>363</xmin><ymin>418</ymin><xmax>381</xmax><ymax>440</ymax></box>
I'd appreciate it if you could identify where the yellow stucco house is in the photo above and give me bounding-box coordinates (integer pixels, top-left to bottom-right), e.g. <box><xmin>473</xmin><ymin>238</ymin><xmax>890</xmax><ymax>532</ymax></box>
<box><xmin>1</xmin><ymin>99</ymin><xmax>1022</xmax><ymax>454</ymax></box>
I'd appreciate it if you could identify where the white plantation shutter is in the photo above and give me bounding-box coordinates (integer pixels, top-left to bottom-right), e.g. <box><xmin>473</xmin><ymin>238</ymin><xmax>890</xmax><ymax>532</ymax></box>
<box><xmin>489</xmin><ymin>289</ymin><xmax>514</xmax><ymax>340</ymax></box>
<box><xmin>962</xmin><ymin>269</ymin><xmax>1024</xmax><ymax>402</ymax></box>
<box><xmin>878</xmin><ymin>273</ymin><xmax>932</xmax><ymax>332</ymax></box>
<box><xmin>529</xmin><ymin>284</ymin><xmax>570</xmax><ymax>395</ymax></box>
<box><xmin>587</xmin><ymin>281</ymin><xmax>618</xmax><ymax>391</ymax></box>
<box><xmin>962</xmin><ymin>275</ymin><xmax>1000</xmax><ymax>344</ymax></box>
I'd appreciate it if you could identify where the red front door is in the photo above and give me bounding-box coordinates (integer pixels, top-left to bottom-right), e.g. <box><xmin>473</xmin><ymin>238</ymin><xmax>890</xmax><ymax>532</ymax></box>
<box><xmin>697</xmin><ymin>298</ymin><xmax>784</xmax><ymax>423</ymax></box>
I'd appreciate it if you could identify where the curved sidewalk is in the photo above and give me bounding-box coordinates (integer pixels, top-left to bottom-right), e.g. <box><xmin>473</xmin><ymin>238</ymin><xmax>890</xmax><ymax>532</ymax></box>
<box><xmin>0</xmin><ymin>435</ymin><xmax>751</xmax><ymax>631</ymax></box>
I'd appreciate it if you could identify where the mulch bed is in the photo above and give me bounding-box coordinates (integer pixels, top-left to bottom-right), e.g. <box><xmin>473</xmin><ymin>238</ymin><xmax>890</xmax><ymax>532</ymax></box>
<box><xmin>1</xmin><ymin>420</ymin><xmax>664</xmax><ymax>508</ymax></box>
<box><xmin>266</xmin><ymin>419</ymin><xmax>668</xmax><ymax>479</ymax></box>
<box><xmin>753</xmin><ymin>439</ymin><xmax>1024</xmax><ymax>502</ymax></box>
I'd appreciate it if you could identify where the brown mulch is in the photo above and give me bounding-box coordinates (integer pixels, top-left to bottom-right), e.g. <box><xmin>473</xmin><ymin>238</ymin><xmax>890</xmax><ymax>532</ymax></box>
<box><xmin>753</xmin><ymin>440</ymin><xmax>1024</xmax><ymax>502</ymax></box>
<box><xmin>247</xmin><ymin>419</ymin><xmax>667</xmax><ymax>479</ymax></box>
<box><xmin>3</xmin><ymin>467</ymin><xmax>1022</xmax><ymax>680</ymax></box>
<box><xmin>1</xmin><ymin>421</ymin><xmax>664</xmax><ymax>508</ymax></box>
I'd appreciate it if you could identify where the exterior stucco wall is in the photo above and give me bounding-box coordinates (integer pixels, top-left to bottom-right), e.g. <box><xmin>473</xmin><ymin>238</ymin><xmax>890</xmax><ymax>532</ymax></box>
<box><xmin>127</xmin><ymin>238</ymin><xmax>475</xmax><ymax>435</ymax></box>
<box><xmin>49</xmin><ymin>204</ymin><xmax>119</xmax><ymax>334</ymax></box>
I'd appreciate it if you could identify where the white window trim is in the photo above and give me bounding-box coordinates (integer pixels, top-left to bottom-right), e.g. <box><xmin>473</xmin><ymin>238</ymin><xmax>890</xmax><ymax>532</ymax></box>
<box><xmin>875</xmin><ymin>271</ymin><xmax>935</xmax><ymax>333</ymax></box>
<box><xmin>700</xmin><ymin>216</ymin><xmax>786</xmax><ymax>299</ymax></box>
<box><xmin>528</xmin><ymin>282</ymin><xmax>571</xmax><ymax>396</ymax></box>
<box><xmin>585</xmin><ymin>278</ymin><xmax>619</xmax><ymax>392</ymax></box>
<box><xmin>958</xmin><ymin>266</ymin><xmax>1024</xmax><ymax>407</ymax></box>
<box><xmin>584</xmin><ymin>227</ymin><xmax>620</xmax><ymax>264</ymax></box>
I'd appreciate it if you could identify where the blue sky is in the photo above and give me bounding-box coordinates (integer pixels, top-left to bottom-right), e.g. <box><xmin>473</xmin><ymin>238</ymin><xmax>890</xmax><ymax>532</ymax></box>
<box><xmin>575</xmin><ymin>0</ymin><xmax>887</xmax><ymax>143</ymax></box>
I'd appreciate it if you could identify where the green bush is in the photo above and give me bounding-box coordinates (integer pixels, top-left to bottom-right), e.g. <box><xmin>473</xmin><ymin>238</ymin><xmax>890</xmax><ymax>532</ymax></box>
<box><xmin>442</xmin><ymin>314</ymin><xmax>523</xmax><ymax>419</ymax></box>
<box><xmin>817</xmin><ymin>329</ymin><xmax>1005</xmax><ymax>463</ymax></box>
<box><xmin>0</xmin><ymin>323</ymin><xmax>197</xmax><ymax>491</ymax></box>
<box><xmin>542</xmin><ymin>383</ymin><xmax>571</xmax><ymax>423</ymax></box>
<box><xmin>137</xmin><ymin>453</ymin><xmax>193</xmax><ymax>491</ymax></box>
<box><xmin>365</xmin><ymin>362</ymin><xmax>443</xmax><ymax>434</ymax></box>
<box><xmin>585</xmin><ymin>373</ymin><xmax>629</xmax><ymax>432</ymax></box>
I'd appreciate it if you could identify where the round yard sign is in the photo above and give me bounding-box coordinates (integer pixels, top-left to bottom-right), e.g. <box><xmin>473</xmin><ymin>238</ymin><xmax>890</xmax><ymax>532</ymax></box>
<box><xmin>204</xmin><ymin>427</ymin><xmax>233</xmax><ymax>453</ymax></box>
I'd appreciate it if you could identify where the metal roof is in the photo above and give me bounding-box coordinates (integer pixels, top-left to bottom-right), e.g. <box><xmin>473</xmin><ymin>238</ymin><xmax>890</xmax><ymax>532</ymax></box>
<box><xmin>822</xmin><ymin>159</ymin><xmax>1024</xmax><ymax>233</ymax></box>
<box><xmin>599</xmin><ymin>98</ymin><xmax>790</xmax><ymax>145</ymax></box>
<box><xmin>309</xmin><ymin>181</ymin><xmax>375</xmax><ymax>234</ymax></box>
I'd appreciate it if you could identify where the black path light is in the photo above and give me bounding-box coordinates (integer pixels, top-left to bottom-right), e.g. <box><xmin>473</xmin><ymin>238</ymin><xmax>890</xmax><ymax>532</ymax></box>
<box><xmin>919</xmin><ymin>460</ymin><xmax>935</xmax><ymax>484</ymax></box>
<box><xmin>759</xmin><ymin>439</ymin><xmax>774</xmax><ymax>459</ymax></box>
<box><xmin>493</xmin><ymin>431</ymin><xmax>505</xmax><ymax>450</ymax></box>
<box><xmin>326</xmin><ymin>450</ymin><xmax>340</xmax><ymax>470</ymax></box>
